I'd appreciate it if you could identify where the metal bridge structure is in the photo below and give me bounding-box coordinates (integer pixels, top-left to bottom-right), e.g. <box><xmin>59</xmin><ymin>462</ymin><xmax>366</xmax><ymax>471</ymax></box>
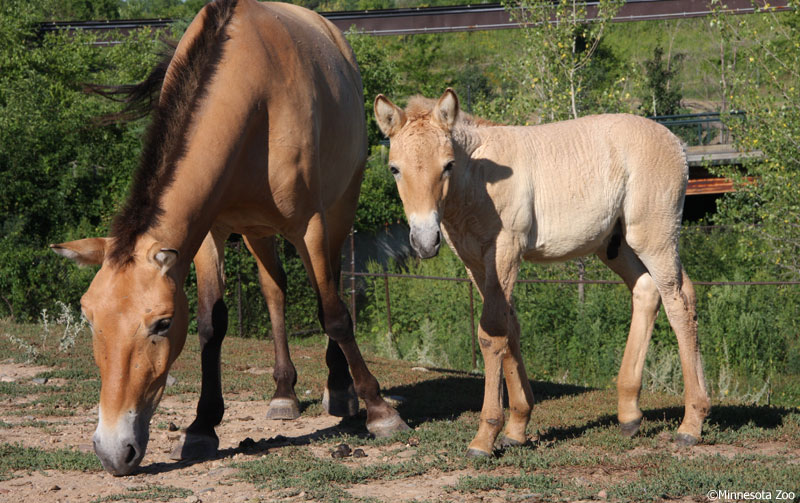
<box><xmin>38</xmin><ymin>0</ymin><xmax>772</xmax><ymax>197</ymax></box>
<box><xmin>39</xmin><ymin>0</ymin><xmax>790</xmax><ymax>39</ymax></box>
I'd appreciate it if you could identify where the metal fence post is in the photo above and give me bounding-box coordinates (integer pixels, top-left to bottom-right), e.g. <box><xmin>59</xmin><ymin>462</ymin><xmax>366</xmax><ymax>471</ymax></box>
<box><xmin>236</xmin><ymin>241</ymin><xmax>243</xmax><ymax>337</ymax></box>
<box><xmin>469</xmin><ymin>281</ymin><xmax>476</xmax><ymax>369</ymax></box>
<box><xmin>350</xmin><ymin>229</ymin><xmax>356</xmax><ymax>335</ymax></box>
<box><xmin>384</xmin><ymin>272</ymin><xmax>392</xmax><ymax>334</ymax></box>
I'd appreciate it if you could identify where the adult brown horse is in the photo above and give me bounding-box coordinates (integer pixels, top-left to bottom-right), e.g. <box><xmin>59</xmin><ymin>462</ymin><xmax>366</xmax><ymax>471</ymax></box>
<box><xmin>374</xmin><ymin>89</ymin><xmax>710</xmax><ymax>456</ymax></box>
<box><xmin>51</xmin><ymin>0</ymin><xmax>408</xmax><ymax>476</ymax></box>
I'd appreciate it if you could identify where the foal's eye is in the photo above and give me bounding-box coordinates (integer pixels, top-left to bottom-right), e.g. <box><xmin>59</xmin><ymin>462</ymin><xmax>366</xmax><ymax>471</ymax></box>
<box><xmin>443</xmin><ymin>160</ymin><xmax>454</xmax><ymax>177</ymax></box>
<box><xmin>389</xmin><ymin>165</ymin><xmax>400</xmax><ymax>177</ymax></box>
<box><xmin>150</xmin><ymin>318</ymin><xmax>172</xmax><ymax>336</ymax></box>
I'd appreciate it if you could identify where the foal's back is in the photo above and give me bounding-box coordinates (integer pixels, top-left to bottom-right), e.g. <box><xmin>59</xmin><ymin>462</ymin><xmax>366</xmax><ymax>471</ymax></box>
<box><xmin>472</xmin><ymin>114</ymin><xmax>687</xmax><ymax>262</ymax></box>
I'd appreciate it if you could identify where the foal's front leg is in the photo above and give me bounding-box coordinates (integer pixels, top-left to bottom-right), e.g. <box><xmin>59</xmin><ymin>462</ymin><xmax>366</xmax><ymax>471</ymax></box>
<box><xmin>467</xmin><ymin>246</ymin><xmax>532</xmax><ymax>456</ymax></box>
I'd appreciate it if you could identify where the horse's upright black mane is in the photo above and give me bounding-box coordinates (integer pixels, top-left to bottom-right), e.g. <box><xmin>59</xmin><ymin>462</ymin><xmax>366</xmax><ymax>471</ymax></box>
<box><xmin>93</xmin><ymin>0</ymin><xmax>238</xmax><ymax>265</ymax></box>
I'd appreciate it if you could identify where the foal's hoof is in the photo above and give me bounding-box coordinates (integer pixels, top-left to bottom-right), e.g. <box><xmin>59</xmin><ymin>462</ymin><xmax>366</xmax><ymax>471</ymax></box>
<box><xmin>322</xmin><ymin>384</ymin><xmax>359</xmax><ymax>417</ymax></box>
<box><xmin>169</xmin><ymin>433</ymin><xmax>219</xmax><ymax>461</ymax></box>
<box><xmin>366</xmin><ymin>414</ymin><xmax>411</xmax><ymax>438</ymax></box>
<box><xmin>674</xmin><ymin>433</ymin><xmax>700</xmax><ymax>447</ymax></box>
<box><xmin>496</xmin><ymin>435</ymin><xmax>524</xmax><ymax>449</ymax></box>
<box><xmin>266</xmin><ymin>397</ymin><xmax>301</xmax><ymax>420</ymax></box>
<box><xmin>466</xmin><ymin>447</ymin><xmax>492</xmax><ymax>458</ymax></box>
<box><xmin>619</xmin><ymin>417</ymin><xmax>643</xmax><ymax>438</ymax></box>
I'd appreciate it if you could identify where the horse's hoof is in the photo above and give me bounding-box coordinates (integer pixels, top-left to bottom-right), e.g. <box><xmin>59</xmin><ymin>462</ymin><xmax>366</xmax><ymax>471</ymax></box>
<box><xmin>496</xmin><ymin>435</ymin><xmax>524</xmax><ymax>448</ymax></box>
<box><xmin>266</xmin><ymin>397</ymin><xmax>301</xmax><ymax>420</ymax></box>
<box><xmin>366</xmin><ymin>414</ymin><xmax>411</xmax><ymax>438</ymax></box>
<box><xmin>466</xmin><ymin>447</ymin><xmax>491</xmax><ymax>458</ymax></box>
<box><xmin>169</xmin><ymin>433</ymin><xmax>219</xmax><ymax>461</ymax></box>
<box><xmin>322</xmin><ymin>384</ymin><xmax>359</xmax><ymax>417</ymax></box>
<box><xmin>619</xmin><ymin>417</ymin><xmax>643</xmax><ymax>438</ymax></box>
<box><xmin>674</xmin><ymin>433</ymin><xmax>699</xmax><ymax>447</ymax></box>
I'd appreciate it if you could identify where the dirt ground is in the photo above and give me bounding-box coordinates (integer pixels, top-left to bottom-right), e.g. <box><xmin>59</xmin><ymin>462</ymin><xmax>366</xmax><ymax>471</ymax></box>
<box><xmin>2</xmin><ymin>359</ymin><xmax>798</xmax><ymax>503</ymax></box>
<box><xmin>0</xmin><ymin>361</ymin><xmax>510</xmax><ymax>503</ymax></box>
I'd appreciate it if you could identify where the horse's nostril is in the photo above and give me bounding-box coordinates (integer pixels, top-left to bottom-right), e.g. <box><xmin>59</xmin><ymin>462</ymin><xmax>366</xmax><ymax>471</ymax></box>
<box><xmin>125</xmin><ymin>444</ymin><xmax>137</xmax><ymax>464</ymax></box>
<box><xmin>435</xmin><ymin>232</ymin><xmax>441</xmax><ymax>247</ymax></box>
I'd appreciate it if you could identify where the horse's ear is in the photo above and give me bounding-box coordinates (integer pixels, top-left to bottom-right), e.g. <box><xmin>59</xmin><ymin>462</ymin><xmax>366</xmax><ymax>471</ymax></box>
<box><xmin>50</xmin><ymin>238</ymin><xmax>109</xmax><ymax>266</ymax></box>
<box><xmin>374</xmin><ymin>94</ymin><xmax>406</xmax><ymax>138</ymax></box>
<box><xmin>147</xmin><ymin>243</ymin><xmax>179</xmax><ymax>276</ymax></box>
<box><xmin>433</xmin><ymin>88</ymin><xmax>460</xmax><ymax>131</ymax></box>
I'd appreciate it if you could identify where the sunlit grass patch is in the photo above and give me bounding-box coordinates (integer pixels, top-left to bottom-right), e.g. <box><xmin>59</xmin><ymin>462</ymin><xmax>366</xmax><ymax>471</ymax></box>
<box><xmin>0</xmin><ymin>443</ymin><xmax>100</xmax><ymax>480</ymax></box>
<box><xmin>609</xmin><ymin>454</ymin><xmax>800</xmax><ymax>501</ymax></box>
<box><xmin>90</xmin><ymin>485</ymin><xmax>191</xmax><ymax>503</ymax></box>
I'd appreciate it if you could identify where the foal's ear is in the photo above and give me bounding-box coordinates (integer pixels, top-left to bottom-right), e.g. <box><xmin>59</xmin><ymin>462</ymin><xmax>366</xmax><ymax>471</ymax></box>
<box><xmin>50</xmin><ymin>238</ymin><xmax>109</xmax><ymax>266</ymax></box>
<box><xmin>433</xmin><ymin>88</ymin><xmax>460</xmax><ymax>131</ymax></box>
<box><xmin>374</xmin><ymin>94</ymin><xmax>407</xmax><ymax>138</ymax></box>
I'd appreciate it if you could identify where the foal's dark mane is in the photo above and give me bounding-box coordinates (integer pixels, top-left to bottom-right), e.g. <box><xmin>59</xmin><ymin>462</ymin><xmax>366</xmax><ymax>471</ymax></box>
<box><xmin>99</xmin><ymin>0</ymin><xmax>239</xmax><ymax>265</ymax></box>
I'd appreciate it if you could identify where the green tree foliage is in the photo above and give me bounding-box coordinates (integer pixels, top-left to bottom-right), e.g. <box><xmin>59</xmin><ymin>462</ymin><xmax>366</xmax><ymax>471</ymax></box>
<box><xmin>711</xmin><ymin>2</ymin><xmax>800</xmax><ymax>278</ymax></box>
<box><xmin>0</xmin><ymin>0</ymin><xmax>166</xmax><ymax>319</ymax></box>
<box><xmin>640</xmin><ymin>45</ymin><xmax>684</xmax><ymax>116</ymax></box>
<box><xmin>497</xmin><ymin>0</ymin><xmax>629</xmax><ymax>123</ymax></box>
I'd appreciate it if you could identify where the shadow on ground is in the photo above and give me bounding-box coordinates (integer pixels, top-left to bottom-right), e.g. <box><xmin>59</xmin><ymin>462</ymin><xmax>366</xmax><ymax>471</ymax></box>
<box><xmin>384</xmin><ymin>371</ymin><xmax>592</xmax><ymax>426</ymax></box>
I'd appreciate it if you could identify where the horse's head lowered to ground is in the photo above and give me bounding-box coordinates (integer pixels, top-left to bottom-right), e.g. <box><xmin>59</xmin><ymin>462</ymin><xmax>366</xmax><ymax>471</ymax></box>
<box><xmin>51</xmin><ymin>237</ymin><xmax>189</xmax><ymax>475</ymax></box>
<box><xmin>374</xmin><ymin>89</ymin><xmax>466</xmax><ymax>258</ymax></box>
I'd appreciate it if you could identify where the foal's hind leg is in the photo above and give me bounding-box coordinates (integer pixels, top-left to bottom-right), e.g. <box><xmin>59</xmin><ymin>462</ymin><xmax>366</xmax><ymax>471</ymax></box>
<box><xmin>597</xmin><ymin>238</ymin><xmax>661</xmax><ymax>437</ymax></box>
<box><xmin>171</xmin><ymin>229</ymin><xmax>228</xmax><ymax>460</ymax></box>
<box><xmin>631</xmin><ymin>244</ymin><xmax>710</xmax><ymax>445</ymax></box>
<box><xmin>244</xmin><ymin>235</ymin><xmax>301</xmax><ymax>420</ymax></box>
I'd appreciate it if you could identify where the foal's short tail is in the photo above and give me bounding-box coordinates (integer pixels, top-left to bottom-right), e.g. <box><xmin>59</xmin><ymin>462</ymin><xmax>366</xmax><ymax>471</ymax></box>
<box><xmin>83</xmin><ymin>42</ymin><xmax>177</xmax><ymax>125</ymax></box>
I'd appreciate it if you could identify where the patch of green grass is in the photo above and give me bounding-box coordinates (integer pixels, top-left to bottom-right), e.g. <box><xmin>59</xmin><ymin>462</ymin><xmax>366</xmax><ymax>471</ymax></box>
<box><xmin>90</xmin><ymin>485</ymin><xmax>191</xmax><ymax>503</ymax></box>
<box><xmin>0</xmin><ymin>381</ymin><xmax>39</xmax><ymax>397</ymax></box>
<box><xmin>0</xmin><ymin>443</ymin><xmax>100</xmax><ymax>480</ymax></box>
<box><xmin>609</xmin><ymin>454</ymin><xmax>800</xmax><ymax>501</ymax></box>
<box><xmin>449</xmin><ymin>471</ymin><xmax>561</xmax><ymax>493</ymax></box>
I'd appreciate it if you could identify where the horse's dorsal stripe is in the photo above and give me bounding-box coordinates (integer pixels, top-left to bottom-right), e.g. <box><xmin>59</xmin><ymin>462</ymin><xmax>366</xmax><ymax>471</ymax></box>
<box><xmin>108</xmin><ymin>0</ymin><xmax>239</xmax><ymax>265</ymax></box>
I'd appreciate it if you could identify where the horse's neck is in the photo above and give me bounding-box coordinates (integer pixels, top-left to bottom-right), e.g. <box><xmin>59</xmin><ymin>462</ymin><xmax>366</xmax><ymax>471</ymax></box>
<box><xmin>148</xmin><ymin>96</ymin><xmax>254</xmax><ymax>268</ymax></box>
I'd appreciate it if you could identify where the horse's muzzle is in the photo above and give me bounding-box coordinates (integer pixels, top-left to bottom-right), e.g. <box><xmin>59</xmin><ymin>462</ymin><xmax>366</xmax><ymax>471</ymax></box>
<box><xmin>93</xmin><ymin>409</ymin><xmax>149</xmax><ymax>476</ymax></box>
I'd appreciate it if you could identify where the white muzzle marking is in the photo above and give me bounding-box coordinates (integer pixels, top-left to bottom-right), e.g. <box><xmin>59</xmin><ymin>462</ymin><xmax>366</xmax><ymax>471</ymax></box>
<box><xmin>408</xmin><ymin>212</ymin><xmax>442</xmax><ymax>259</ymax></box>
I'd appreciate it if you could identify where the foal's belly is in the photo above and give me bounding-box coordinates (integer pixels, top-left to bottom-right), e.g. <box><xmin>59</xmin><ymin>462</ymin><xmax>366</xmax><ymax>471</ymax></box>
<box><xmin>521</xmin><ymin>213</ymin><xmax>617</xmax><ymax>263</ymax></box>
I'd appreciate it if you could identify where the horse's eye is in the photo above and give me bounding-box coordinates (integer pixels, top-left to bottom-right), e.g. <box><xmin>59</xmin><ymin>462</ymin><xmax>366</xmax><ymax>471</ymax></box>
<box><xmin>389</xmin><ymin>165</ymin><xmax>400</xmax><ymax>177</ymax></box>
<box><xmin>443</xmin><ymin>160</ymin><xmax>454</xmax><ymax>176</ymax></box>
<box><xmin>151</xmin><ymin>318</ymin><xmax>172</xmax><ymax>336</ymax></box>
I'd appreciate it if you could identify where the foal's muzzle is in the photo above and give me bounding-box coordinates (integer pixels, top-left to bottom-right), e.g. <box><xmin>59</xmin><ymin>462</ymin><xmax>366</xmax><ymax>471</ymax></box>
<box><xmin>409</xmin><ymin>212</ymin><xmax>442</xmax><ymax>259</ymax></box>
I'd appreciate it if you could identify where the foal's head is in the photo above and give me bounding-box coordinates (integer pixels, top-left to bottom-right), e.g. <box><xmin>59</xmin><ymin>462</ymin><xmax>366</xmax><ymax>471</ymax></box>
<box><xmin>51</xmin><ymin>237</ymin><xmax>188</xmax><ymax>475</ymax></box>
<box><xmin>374</xmin><ymin>89</ymin><xmax>463</xmax><ymax>258</ymax></box>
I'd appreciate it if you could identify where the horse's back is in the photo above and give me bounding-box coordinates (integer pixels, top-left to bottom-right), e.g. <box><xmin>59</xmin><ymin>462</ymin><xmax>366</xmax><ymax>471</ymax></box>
<box><xmin>182</xmin><ymin>0</ymin><xmax>366</xmax><ymax>222</ymax></box>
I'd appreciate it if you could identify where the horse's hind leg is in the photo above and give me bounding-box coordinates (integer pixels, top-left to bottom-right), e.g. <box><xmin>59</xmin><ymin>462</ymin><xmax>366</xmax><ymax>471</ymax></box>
<box><xmin>318</xmin><ymin>196</ymin><xmax>361</xmax><ymax>417</ymax></box>
<box><xmin>292</xmin><ymin>210</ymin><xmax>409</xmax><ymax>437</ymax></box>
<box><xmin>171</xmin><ymin>229</ymin><xmax>229</xmax><ymax>461</ymax></box>
<box><xmin>597</xmin><ymin>237</ymin><xmax>661</xmax><ymax>437</ymax></box>
<box><xmin>244</xmin><ymin>235</ymin><xmax>301</xmax><ymax>420</ymax></box>
<box><xmin>629</xmin><ymin>239</ymin><xmax>710</xmax><ymax>445</ymax></box>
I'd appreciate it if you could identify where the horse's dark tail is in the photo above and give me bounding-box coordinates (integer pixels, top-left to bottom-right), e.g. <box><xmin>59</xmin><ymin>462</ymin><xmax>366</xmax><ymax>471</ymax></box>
<box><xmin>84</xmin><ymin>42</ymin><xmax>176</xmax><ymax>125</ymax></box>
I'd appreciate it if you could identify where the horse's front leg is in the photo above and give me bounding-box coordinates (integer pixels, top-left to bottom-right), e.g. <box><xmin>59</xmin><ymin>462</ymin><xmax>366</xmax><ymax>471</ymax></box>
<box><xmin>171</xmin><ymin>230</ymin><xmax>229</xmax><ymax>461</ymax></box>
<box><xmin>244</xmin><ymin>235</ymin><xmax>301</xmax><ymax>420</ymax></box>
<box><xmin>467</xmin><ymin>244</ymin><xmax>530</xmax><ymax>456</ymax></box>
